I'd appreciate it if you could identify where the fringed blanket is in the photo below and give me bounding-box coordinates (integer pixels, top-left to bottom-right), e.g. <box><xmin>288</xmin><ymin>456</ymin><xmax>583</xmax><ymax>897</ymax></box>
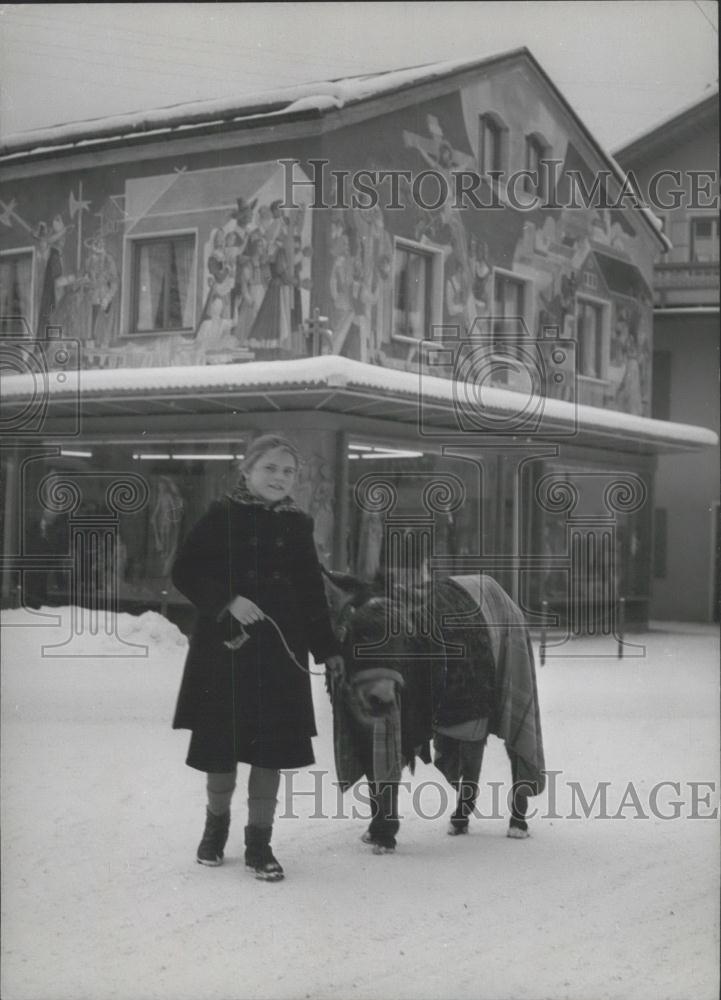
<box><xmin>431</xmin><ymin>578</ymin><xmax>496</xmax><ymax>728</ymax></box>
<box><xmin>450</xmin><ymin>575</ymin><xmax>546</xmax><ymax>796</ymax></box>
<box><xmin>331</xmin><ymin>682</ymin><xmax>405</xmax><ymax>792</ymax></box>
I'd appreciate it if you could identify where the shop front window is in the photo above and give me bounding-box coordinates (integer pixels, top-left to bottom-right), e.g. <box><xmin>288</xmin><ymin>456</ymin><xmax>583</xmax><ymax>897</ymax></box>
<box><xmin>23</xmin><ymin>440</ymin><xmax>245</xmax><ymax>609</ymax></box>
<box><xmin>524</xmin><ymin>460</ymin><xmax>650</xmax><ymax>628</ymax></box>
<box><xmin>346</xmin><ymin>439</ymin><xmax>487</xmax><ymax>583</ymax></box>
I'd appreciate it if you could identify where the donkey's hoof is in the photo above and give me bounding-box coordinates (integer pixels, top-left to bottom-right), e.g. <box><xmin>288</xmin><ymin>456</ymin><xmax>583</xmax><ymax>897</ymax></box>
<box><xmin>507</xmin><ymin>826</ymin><xmax>530</xmax><ymax>839</ymax></box>
<box><xmin>361</xmin><ymin>831</ymin><xmax>396</xmax><ymax>853</ymax></box>
<box><xmin>447</xmin><ymin>821</ymin><xmax>469</xmax><ymax>836</ymax></box>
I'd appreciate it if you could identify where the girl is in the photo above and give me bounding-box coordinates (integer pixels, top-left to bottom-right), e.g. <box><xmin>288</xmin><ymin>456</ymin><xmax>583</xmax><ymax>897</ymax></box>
<box><xmin>172</xmin><ymin>435</ymin><xmax>342</xmax><ymax>881</ymax></box>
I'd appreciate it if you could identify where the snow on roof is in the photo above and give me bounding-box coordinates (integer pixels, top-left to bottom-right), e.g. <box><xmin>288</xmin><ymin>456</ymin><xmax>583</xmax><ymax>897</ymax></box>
<box><xmin>0</xmin><ymin>46</ymin><xmax>669</xmax><ymax>251</ymax></box>
<box><xmin>613</xmin><ymin>88</ymin><xmax>719</xmax><ymax>158</ymax></box>
<box><xmin>0</xmin><ymin>51</ymin><xmax>523</xmax><ymax>157</ymax></box>
<box><xmin>1</xmin><ymin>355</ymin><xmax>716</xmax><ymax>450</ymax></box>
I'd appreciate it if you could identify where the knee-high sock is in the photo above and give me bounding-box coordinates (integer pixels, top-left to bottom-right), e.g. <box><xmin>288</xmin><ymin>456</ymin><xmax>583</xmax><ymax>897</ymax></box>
<box><xmin>207</xmin><ymin>770</ymin><xmax>237</xmax><ymax>816</ymax></box>
<box><xmin>247</xmin><ymin>766</ymin><xmax>281</xmax><ymax>827</ymax></box>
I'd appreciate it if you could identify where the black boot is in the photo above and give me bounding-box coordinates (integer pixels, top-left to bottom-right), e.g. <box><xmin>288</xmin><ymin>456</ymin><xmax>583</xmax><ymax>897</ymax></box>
<box><xmin>197</xmin><ymin>808</ymin><xmax>230</xmax><ymax>866</ymax></box>
<box><xmin>244</xmin><ymin>825</ymin><xmax>284</xmax><ymax>882</ymax></box>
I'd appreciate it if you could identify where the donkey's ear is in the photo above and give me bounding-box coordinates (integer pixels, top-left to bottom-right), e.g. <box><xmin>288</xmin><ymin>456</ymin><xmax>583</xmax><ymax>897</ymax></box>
<box><xmin>321</xmin><ymin>566</ymin><xmax>371</xmax><ymax>609</ymax></box>
<box><xmin>321</xmin><ymin>566</ymin><xmax>364</xmax><ymax>593</ymax></box>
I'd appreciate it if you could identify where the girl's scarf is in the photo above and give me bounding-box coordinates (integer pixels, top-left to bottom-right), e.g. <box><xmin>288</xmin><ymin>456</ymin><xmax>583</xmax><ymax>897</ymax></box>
<box><xmin>227</xmin><ymin>474</ymin><xmax>301</xmax><ymax>513</ymax></box>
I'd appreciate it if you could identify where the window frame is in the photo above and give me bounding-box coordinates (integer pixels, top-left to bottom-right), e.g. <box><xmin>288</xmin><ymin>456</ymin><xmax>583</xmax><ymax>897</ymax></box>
<box><xmin>575</xmin><ymin>292</ymin><xmax>611</xmax><ymax>382</ymax></box>
<box><xmin>391</xmin><ymin>237</ymin><xmax>443</xmax><ymax>344</ymax></box>
<box><xmin>491</xmin><ymin>267</ymin><xmax>533</xmax><ymax>357</ymax></box>
<box><xmin>477</xmin><ymin>113</ymin><xmax>506</xmax><ymax>178</ymax></box>
<box><xmin>0</xmin><ymin>246</ymin><xmax>35</xmax><ymax>336</ymax></box>
<box><xmin>126</xmin><ymin>230</ymin><xmax>197</xmax><ymax>337</ymax></box>
<box><xmin>689</xmin><ymin>216</ymin><xmax>719</xmax><ymax>263</ymax></box>
<box><xmin>524</xmin><ymin>132</ymin><xmax>553</xmax><ymax>202</ymax></box>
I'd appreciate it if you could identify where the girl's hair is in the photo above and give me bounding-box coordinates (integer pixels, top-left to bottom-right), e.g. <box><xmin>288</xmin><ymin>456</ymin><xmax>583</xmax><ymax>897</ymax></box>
<box><xmin>240</xmin><ymin>434</ymin><xmax>302</xmax><ymax>473</ymax></box>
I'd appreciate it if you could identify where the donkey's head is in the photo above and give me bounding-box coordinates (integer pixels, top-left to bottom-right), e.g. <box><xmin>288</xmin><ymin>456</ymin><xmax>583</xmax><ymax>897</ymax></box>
<box><xmin>324</xmin><ymin>568</ymin><xmax>426</xmax><ymax>725</ymax></box>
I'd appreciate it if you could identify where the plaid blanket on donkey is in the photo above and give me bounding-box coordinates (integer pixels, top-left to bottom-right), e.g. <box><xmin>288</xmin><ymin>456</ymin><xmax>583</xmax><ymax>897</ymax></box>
<box><xmin>331</xmin><ymin>688</ymin><xmax>407</xmax><ymax>792</ymax></box>
<box><xmin>450</xmin><ymin>574</ymin><xmax>546</xmax><ymax>795</ymax></box>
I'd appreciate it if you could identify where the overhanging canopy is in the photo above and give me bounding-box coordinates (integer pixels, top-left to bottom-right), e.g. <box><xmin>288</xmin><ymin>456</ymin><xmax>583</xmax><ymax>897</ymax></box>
<box><xmin>1</xmin><ymin>355</ymin><xmax>716</xmax><ymax>455</ymax></box>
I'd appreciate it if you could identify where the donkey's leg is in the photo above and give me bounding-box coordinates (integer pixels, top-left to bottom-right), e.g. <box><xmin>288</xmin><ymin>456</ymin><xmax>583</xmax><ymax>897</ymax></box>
<box><xmin>366</xmin><ymin>781</ymin><xmax>399</xmax><ymax>853</ymax></box>
<box><xmin>433</xmin><ymin>733</ymin><xmax>464</xmax><ymax>833</ymax></box>
<box><xmin>449</xmin><ymin>738</ymin><xmax>486</xmax><ymax>834</ymax></box>
<box><xmin>507</xmin><ymin>748</ymin><xmax>530</xmax><ymax>839</ymax></box>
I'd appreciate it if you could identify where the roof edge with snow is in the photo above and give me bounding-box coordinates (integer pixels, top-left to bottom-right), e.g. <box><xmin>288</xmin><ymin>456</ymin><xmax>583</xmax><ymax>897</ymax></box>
<box><xmin>0</xmin><ymin>48</ymin><xmax>670</xmax><ymax>251</ymax></box>
<box><xmin>1</xmin><ymin>355</ymin><xmax>716</xmax><ymax>453</ymax></box>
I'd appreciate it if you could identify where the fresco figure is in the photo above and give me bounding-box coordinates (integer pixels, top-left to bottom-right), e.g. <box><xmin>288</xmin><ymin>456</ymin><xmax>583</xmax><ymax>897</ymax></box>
<box><xmin>151</xmin><ymin>476</ymin><xmax>185</xmax><ymax>577</ymax></box>
<box><xmin>199</xmin><ymin>227</ymin><xmax>235</xmax><ymax>326</ymax></box>
<box><xmin>248</xmin><ymin>233</ymin><xmax>292</xmax><ymax>350</ymax></box>
<box><xmin>195</xmin><ymin>296</ymin><xmax>238</xmax><ymax>361</ymax></box>
<box><xmin>329</xmin><ymin>230</ymin><xmax>357</xmax><ymax>353</ymax></box>
<box><xmin>614</xmin><ymin>320</ymin><xmax>643</xmax><ymax>414</ymax></box>
<box><xmin>223</xmin><ymin>196</ymin><xmax>257</xmax><ymax>253</ymax></box>
<box><xmin>36</xmin><ymin>215</ymin><xmax>72</xmax><ymax>338</ymax></box>
<box><xmin>84</xmin><ymin>234</ymin><xmax>119</xmax><ymax>346</ymax></box>
<box><xmin>469</xmin><ymin>236</ymin><xmax>491</xmax><ymax>314</ymax></box>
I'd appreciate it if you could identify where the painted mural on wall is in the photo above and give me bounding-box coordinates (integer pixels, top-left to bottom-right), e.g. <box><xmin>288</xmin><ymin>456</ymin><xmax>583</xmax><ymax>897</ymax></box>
<box><xmin>322</xmin><ymin>67</ymin><xmax>655</xmax><ymax>416</ymax></box>
<box><xmin>0</xmin><ymin>162</ymin><xmax>314</xmax><ymax>368</ymax></box>
<box><xmin>0</xmin><ymin>187</ymin><xmax>123</xmax><ymax>343</ymax></box>
<box><xmin>121</xmin><ymin>162</ymin><xmax>312</xmax><ymax>367</ymax></box>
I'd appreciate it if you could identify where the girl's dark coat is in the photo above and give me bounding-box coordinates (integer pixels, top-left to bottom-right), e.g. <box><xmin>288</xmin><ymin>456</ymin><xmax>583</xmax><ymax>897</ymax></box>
<box><xmin>171</xmin><ymin>496</ymin><xmax>338</xmax><ymax>771</ymax></box>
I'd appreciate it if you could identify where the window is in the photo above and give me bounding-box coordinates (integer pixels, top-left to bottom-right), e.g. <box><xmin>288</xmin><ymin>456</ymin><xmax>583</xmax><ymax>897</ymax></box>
<box><xmin>492</xmin><ymin>271</ymin><xmax>526</xmax><ymax>352</ymax></box>
<box><xmin>575</xmin><ymin>298</ymin><xmax>606</xmax><ymax>378</ymax></box>
<box><xmin>132</xmin><ymin>235</ymin><xmax>195</xmax><ymax>333</ymax></box>
<box><xmin>0</xmin><ymin>251</ymin><xmax>33</xmax><ymax>334</ymax></box>
<box><xmin>478</xmin><ymin>114</ymin><xmax>504</xmax><ymax>176</ymax></box>
<box><xmin>690</xmin><ymin>218</ymin><xmax>719</xmax><ymax>263</ymax></box>
<box><xmin>393</xmin><ymin>242</ymin><xmax>434</xmax><ymax>340</ymax></box>
<box><xmin>525</xmin><ymin>134</ymin><xmax>551</xmax><ymax>201</ymax></box>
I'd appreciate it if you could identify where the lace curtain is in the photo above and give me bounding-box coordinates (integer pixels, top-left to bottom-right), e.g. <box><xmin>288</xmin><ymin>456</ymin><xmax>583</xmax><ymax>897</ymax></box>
<box><xmin>0</xmin><ymin>253</ymin><xmax>32</xmax><ymax>331</ymax></box>
<box><xmin>135</xmin><ymin>237</ymin><xmax>194</xmax><ymax>332</ymax></box>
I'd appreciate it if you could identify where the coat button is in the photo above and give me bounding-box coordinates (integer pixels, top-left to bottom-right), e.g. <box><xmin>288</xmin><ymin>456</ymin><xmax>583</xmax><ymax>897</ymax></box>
<box><xmin>271</xmin><ymin>571</ymin><xmax>282</xmax><ymax>581</ymax></box>
<box><xmin>275</xmin><ymin>537</ymin><xmax>285</xmax><ymax>547</ymax></box>
<box><xmin>247</xmin><ymin>570</ymin><xmax>257</xmax><ymax>580</ymax></box>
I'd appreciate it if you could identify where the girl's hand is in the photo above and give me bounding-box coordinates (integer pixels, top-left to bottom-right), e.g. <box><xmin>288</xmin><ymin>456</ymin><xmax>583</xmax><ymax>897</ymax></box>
<box><xmin>227</xmin><ymin>595</ymin><xmax>265</xmax><ymax>625</ymax></box>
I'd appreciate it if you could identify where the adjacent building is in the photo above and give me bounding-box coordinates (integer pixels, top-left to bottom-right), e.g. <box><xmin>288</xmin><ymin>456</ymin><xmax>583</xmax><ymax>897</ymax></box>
<box><xmin>616</xmin><ymin>90</ymin><xmax>720</xmax><ymax>622</ymax></box>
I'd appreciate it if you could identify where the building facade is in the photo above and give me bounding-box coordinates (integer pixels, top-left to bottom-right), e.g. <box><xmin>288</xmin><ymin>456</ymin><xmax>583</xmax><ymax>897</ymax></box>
<box><xmin>1</xmin><ymin>49</ymin><xmax>715</xmax><ymax>634</ymax></box>
<box><xmin>616</xmin><ymin>91</ymin><xmax>720</xmax><ymax>621</ymax></box>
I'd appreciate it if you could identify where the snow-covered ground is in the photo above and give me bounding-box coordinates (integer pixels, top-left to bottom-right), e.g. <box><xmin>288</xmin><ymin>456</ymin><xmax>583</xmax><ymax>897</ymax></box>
<box><xmin>1</xmin><ymin>607</ymin><xmax>719</xmax><ymax>1000</ymax></box>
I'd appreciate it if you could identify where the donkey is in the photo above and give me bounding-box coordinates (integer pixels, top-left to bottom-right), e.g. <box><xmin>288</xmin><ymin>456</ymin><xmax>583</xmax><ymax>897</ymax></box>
<box><xmin>325</xmin><ymin>570</ymin><xmax>546</xmax><ymax>853</ymax></box>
